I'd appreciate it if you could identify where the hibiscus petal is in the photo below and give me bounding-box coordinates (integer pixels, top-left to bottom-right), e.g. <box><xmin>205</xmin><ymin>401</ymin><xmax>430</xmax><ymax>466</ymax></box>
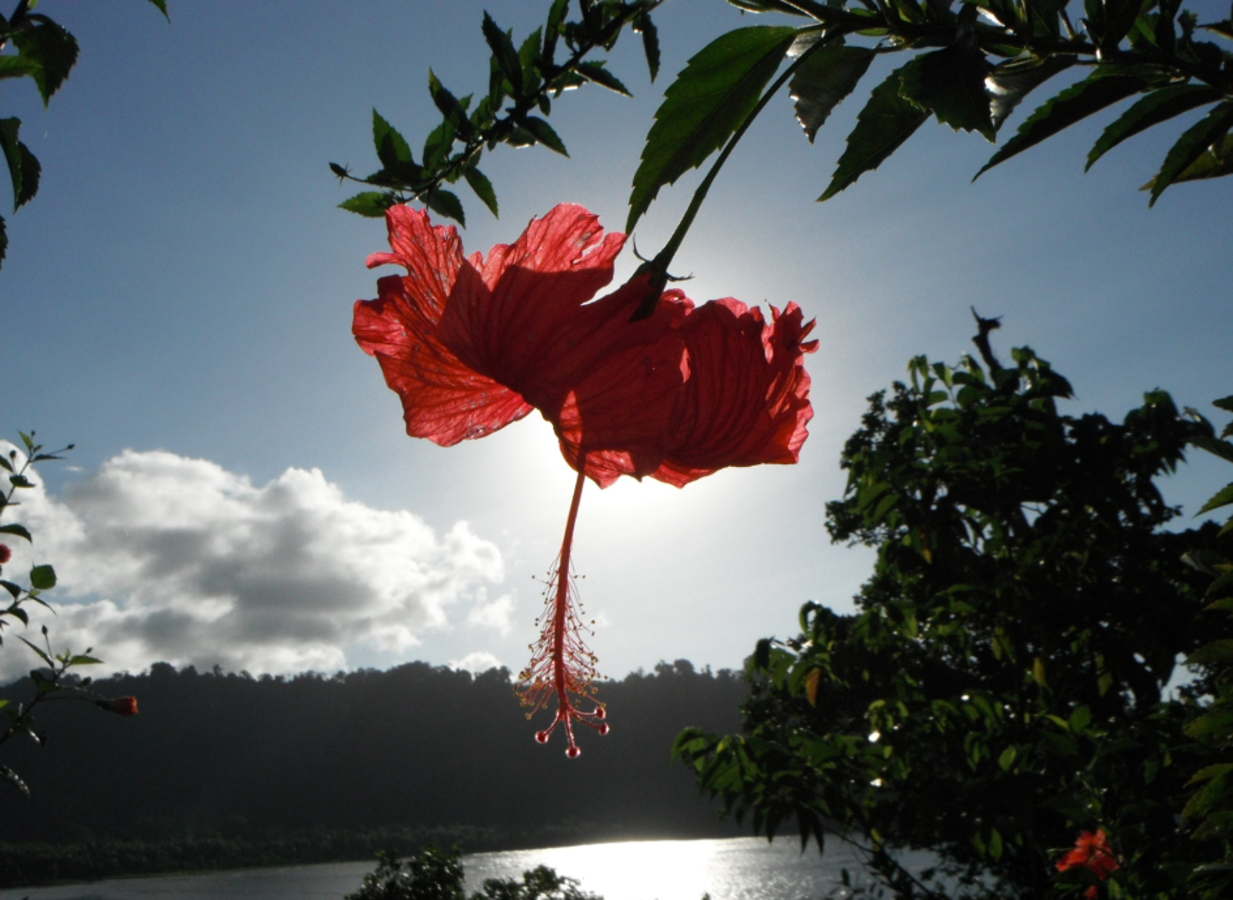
<box><xmin>438</xmin><ymin>204</ymin><xmax>628</xmax><ymax>412</ymax></box>
<box><xmin>651</xmin><ymin>300</ymin><xmax>818</xmax><ymax>487</ymax></box>
<box><xmin>354</xmin><ymin>208</ymin><xmax>532</xmax><ymax>446</ymax></box>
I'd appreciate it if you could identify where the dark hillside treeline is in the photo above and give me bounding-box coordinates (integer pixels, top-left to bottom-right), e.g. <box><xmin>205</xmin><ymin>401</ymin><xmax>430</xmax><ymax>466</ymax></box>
<box><xmin>0</xmin><ymin>659</ymin><xmax>746</xmax><ymax>882</ymax></box>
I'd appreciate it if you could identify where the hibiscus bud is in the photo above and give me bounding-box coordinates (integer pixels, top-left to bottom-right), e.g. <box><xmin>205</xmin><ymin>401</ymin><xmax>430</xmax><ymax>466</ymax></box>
<box><xmin>99</xmin><ymin>696</ymin><xmax>139</xmax><ymax>716</ymax></box>
<box><xmin>0</xmin><ymin>544</ymin><xmax>10</xmax><ymax>565</ymax></box>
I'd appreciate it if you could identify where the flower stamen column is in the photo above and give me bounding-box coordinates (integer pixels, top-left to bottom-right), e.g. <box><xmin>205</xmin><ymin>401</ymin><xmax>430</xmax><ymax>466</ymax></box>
<box><xmin>518</xmin><ymin>454</ymin><xmax>608</xmax><ymax>757</ymax></box>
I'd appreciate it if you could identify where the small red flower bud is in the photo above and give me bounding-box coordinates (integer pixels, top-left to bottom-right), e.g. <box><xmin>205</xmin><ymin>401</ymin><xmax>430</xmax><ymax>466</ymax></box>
<box><xmin>99</xmin><ymin>696</ymin><xmax>139</xmax><ymax>716</ymax></box>
<box><xmin>0</xmin><ymin>544</ymin><xmax>11</xmax><ymax>565</ymax></box>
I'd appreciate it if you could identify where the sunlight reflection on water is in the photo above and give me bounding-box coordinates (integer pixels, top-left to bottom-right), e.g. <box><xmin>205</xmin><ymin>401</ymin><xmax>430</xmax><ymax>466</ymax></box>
<box><xmin>0</xmin><ymin>835</ymin><xmax>938</xmax><ymax>900</ymax></box>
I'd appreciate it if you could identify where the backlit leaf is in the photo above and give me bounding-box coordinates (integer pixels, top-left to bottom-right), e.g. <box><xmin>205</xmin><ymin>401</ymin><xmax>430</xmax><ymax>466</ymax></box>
<box><xmin>12</xmin><ymin>16</ymin><xmax>79</xmax><ymax>105</ymax></box>
<box><xmin>820</xmin><ymin>65</ymin><xmax>929</xmax><ymax>201</ymax></box>
<box><xmin>790</xmin><ymin>46</ymin><xmax>874</xmax><ymax>143</ymax></box>
<box><xmin>521</xmin><ymin>116</ymin><xmax>569</xmax><ymax>155</ymax></box>
<box><xmin>628</xmin><ymin>26</ymin><xmax>796</xmax><ymax>231</ymax></box>
<box><xmin>339</xmin><ymin>192</ymin><xmax>395</xmax><ymax>218</ymax></box>
<box><xmin>577</xmin><ymin>62</ymin><xmax>632</xmax><ymax>96</ymax></box>
<box><xmin>29</xmin><ymin>564</ymin><xmax>55</xmax><ymax>590</ymax></box>
<box><xmin>482</xmin><ymin>12</ymin><xmax>523</xmax><ymax>94</ymax></box>
<box><xmin>636</xmin><ymin>12</ymin><xmax>661</xmax><ymax>81</ymax></box>
<box><xmin>986</xmin><ymin>55</ymin><xmax>1075</xmax><ymax>133</ymax></box>
<box><xmin>372</xmin><ymin>109</ymin><xmax>414</xmax><ymax>171</ymax></box>
<box><xmin>900</xmin><ymin>42</ymin><xmax>994</xmax><ymax>140</ymax></box>
<box><xmin>1160</xmin><ymin>133</ymin><xmax>1233</xmax><ymax>185</ymax></box>
<box><xmin>1148</xmin><ymin>101</ymin><xmax>1233</xmax><ymax>204</ymax></box>
<box><xmin>1088</xmin><ymin>83</ymin><xmax>1223</xmax><ymax>169</ymax></box>
<box><xmin>463</xmin><ymin>167</ymin><xmax>499</xmax><ymax>217</ymax></box>
<box><xmin>976</xmin><ymin>70</ymin><xmax>1148</xmax><ymax>178</ymax></box>
<box><xmin>0</xmin><ymin>117</ymin><xmax>41</xmax><ymax>209</ymax></box>
<box><xmin>424</xmin><ymin>188</ymin><xmax>465</xmax><ymax>226</ymax></box>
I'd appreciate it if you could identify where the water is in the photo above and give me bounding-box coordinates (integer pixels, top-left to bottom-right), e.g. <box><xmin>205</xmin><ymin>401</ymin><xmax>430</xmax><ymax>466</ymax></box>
<box><xmin>0</xmin><ymin>836</ymin><xmax>933</xmax><ymax>900</ymax></box>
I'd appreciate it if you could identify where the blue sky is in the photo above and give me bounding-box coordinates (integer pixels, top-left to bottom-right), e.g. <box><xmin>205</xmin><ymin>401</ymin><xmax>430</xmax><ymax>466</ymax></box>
<box><xmin>2</xmin><ymin>0</ymin><xmax>1229</xmax><ymax>684</ymax></box>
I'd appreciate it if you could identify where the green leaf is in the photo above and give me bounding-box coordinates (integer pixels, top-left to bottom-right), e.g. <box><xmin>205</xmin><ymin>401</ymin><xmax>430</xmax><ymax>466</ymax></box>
<box><xmin>0</xmin><ymin>524</ymin><xmax>32</xmax><ymax>542</ymax></box>
<box><xmin>820</xmin><ymin>64</ymin><xmax>929</xmax><ymax>201</ymax></box>
<box><xmin>1199</xmin><ymin>482</ymin><xmax>1233</xmax><ymax>515</ymax></box>
<box><xmin>0</xmin><ymin>213</ymin><xmax>7</xmax><ymax>267</ymax></box>
<box><xmin>0</xmin><ymin>117</ymin><xmax>41</xmax><ymax>210</ymax></box>
<box><xmin>521</xmin><ymin>115</ymin><xmax>569</xmax><ymax>155</ymax></box>
<box><xmin>0</xmin><ymin>580</ymin><xmax>20</xmax><ymax>600</ymax></box>
<box><xmin>627</xmin><ymin>26</ymin><xmax>796</xmax><ymax>232</ymax></box>
<box><xmin>421</xmin><ymin>120</ymin><xmax>456</xmax><ymax>169</ymax></box>
<box><xmin>463</xmin><ymin>167</ymin><xmax>499</xmax><ymax>217</ymax></box>
<box><xmin>577</xmin><ymin>61</ymin><xmax>632</xmax><ymax>96</ymax></box>
<box><xmin>482</xmin><ymin>12</ymin><xmax>523</xmax><ymax>94</ymax></box>
<box><xmin>0</xmin><ymin>55</ymin><xmax>41</xmax><ymax>82</ymax></box>
<box><xmin>146</xmin><ymin>0</ymin><xmax>170</xmax><ymax>20</ymax></box>
<box><xmin>428</xmin><ymin>71</ymin><xmax>475</xmax><ymax>138</ymax></box>
<box><xmin>339</xmin><ymin>192</ymin><xmax>395</xmax><ymax>218</ymax></box>
<box><xmin>636</xmin><ymin>12</ymin><xmax>661</xmax><ymax>82</ymax></box>
<box><xmin>13</xmin><ymin>16</ymin><xmax>80</xmax><ymax>105</ymax></box>
<box><xmin>1088</xmin><ymin>83</ymin><xmax>1223</xmax><ymax>169</ymax></box>
<box><xmin>68</xmin><ymin>654</ymin><xmax>102</xmax><ymax>666</ymax></box>
<box><xmin>790</xmin><ymin>46</ymin><xmax>875</xmax><ymax>143</ymax></box>
<box><xmin>18</xmin><ymin>636</ymin><xmax>52</xmax><ymax>668</ymax></box>
<box><xmin>976</xmin><ymin>70</ymin><xmax>1148</xmax><ymax>178</ymax></box>
<box><xmin>371</xmin><ymin>109</ymin><xmax>415</xmax><ymax>172</ymax></box>
<box><xmin>986</xmin><ymin>56</ymin><xmax>1075</xmax><ymax>133</ymax></box>
<box><xmin>424</xmin><ymin>188</ymin><xmax>465</xmax><ymax>226</ymax></box>
<box><xmin>1148</xmin><ymin>101</ymin><xmax>1233</xmax><ymax>205</ymax></box>
<box><xmin>29</xmin><ymin>564</ymin><xmax>55</xmax><ymax>590</ymax></box>
<box><xmin>1189</xmin><ymin>639</ymin><xmax>1233</xmax><ymax>666</ymax></box>
<box><xmin>1158</xmin><ymin>133</ymin><xmax>1233</xmax><ymax>187</ymax></box>
<box><xmin>899</xmin><ymin>43</ymin><xmax>994</xmax><ymax>140</ymax></box>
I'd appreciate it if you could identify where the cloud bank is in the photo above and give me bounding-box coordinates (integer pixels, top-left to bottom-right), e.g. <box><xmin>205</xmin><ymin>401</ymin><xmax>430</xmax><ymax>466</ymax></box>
<box><xmin>0</xmin><ymin>446</ymin><xmax>509</xmax><ymax>682</ymax></box>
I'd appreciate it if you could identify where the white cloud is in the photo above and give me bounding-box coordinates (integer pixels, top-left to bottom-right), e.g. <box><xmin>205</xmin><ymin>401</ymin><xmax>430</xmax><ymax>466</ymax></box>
<box><xmin>465</xmin><ymin>591</ymin><xmax>515</xmax><ymax>636</ymax></box>
<box><xmin>0</xmin><ymin>445</ymin><xmax>506</xmax><ymax>682</ymax></box>
<box><xmin>449</xmin><ymin>651</ymin><xmax>504</xmax><ymax>675</ymax></box>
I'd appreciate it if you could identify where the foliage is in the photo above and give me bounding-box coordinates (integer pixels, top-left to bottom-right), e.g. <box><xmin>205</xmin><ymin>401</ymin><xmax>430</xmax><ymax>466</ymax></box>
<box><xmin>338</xmin><ymin>0</ymin><xmax>1233</xmax><ymax>246</ymax></box>
<box><xmin>0</xmin><ymin>0</ymin><xmax>167</xmax><ymax>267</ymax></box>
<box><xmin>1176</xmin><ymin>397</ymin><xmax>1233</xmax><ymax>900</ymax></box>
<box><xmin>345</xmin><ymin>847</ymin><xmax>600</xmax><ymax>900</ymax></box>
<box><xmin>673</xmin><ymin>334</ymin><xmax>1224</xmax><ymax>898</ymax></box>
<box><xmin>330</xmin><ymin>0</ymin><xmax>664</xmax><ymax>226</ymax></box>
<box><xmin>0</xmin><ymin>432</ymin><xmax>137</xmax><ymax>798</ymax></box>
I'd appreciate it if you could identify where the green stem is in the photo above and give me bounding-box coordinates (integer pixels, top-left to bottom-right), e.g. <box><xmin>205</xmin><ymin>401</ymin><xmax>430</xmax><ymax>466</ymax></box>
<box><xmin>630</xmin><ymin>35</ymin><xmax>838</xmax><ymax>320</ymax></box>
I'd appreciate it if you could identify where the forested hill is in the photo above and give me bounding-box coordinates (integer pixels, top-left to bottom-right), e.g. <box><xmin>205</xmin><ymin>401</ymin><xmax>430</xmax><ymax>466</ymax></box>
<box><xmin>0</xmin><ymin>660</ymin><xmax>747</xmax><ymax>847</ymax></box>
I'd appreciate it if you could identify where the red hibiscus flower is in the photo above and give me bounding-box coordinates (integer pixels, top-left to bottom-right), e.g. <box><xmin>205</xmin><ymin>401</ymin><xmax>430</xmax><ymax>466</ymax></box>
<box><xmin>1057</xmin><ymin>829</ymin><xmax>1119</xmax><ymax>898</ymax></box>
<box><xmin>98</xmin><ymin>696</ymin><xmax>139</xmax><ymax>716</ymax></box>
<box><xmin>355</xmin><ymin>204</ymin><xmax>816</xmax><ymax>756</ymax></box>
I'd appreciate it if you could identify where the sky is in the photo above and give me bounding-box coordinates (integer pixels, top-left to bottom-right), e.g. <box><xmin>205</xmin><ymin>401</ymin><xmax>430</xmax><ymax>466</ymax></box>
<box><xmin>1</xmin><ymin>0</ymin><xmax>1229</xmax><ymax>686</ymax></box>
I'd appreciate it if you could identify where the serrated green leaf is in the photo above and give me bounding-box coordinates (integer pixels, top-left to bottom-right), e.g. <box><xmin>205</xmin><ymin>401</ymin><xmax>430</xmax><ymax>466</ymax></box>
<box><xmin>482</xmin><ymin>12</ymin><xmax>523</xmax><ymax>94</ymax></box>
<box><xmin>821</xmin><ymin>64</ymin><xmax>929</xmax><ymax>201</ymax></box>
<box><xmin>29</xmin><ymin>563</ymin><xmax>54</xmax><ymax>590</ymax></box>
<box><xmin>790</xmin><ymin>46</ymin><xmax>874</xmax><ymax>142</ymax></box>
<box><xmin>1149</xmin><ymin>101</ymin><xmax>1233</xmax><ymax>204</ymax></box>
<box><xmin>0</xmin><ymin>524</ymin><xmax>32</xmax><ymax>542</ymax></box>
<box><xmin>1088</xmin><ymin>83</ymin><xmax>1223</xmax><ymax>169</ymax></box>
<box><xmin>628</xmin><ymin>26</ymin><xmax>796</xmax><ymax>232</ymax></box>
<box><xmin>1199</xmin><ymin>483</ymin><xmax>1233</xmax><ymax>515</ymax></box>
<box><xmin>0</xmin><ymin>55</ymin><xmax>41</xmax><ymax>82</ymax></box>
<box><xmin>428</xmin><ymin>71</ymin><xmax>475</xmax><ymax>139</ymax></box>
<box><xmin>521</xmin><ymin>115</ymin><xmax>568</xmax><ymax>155</ymax></box>
<box><xmin>976</xmin><ymin>70</ymin><xmax>1147</xmax><ymax>178</ymax></box>
<box><xmin>421</xmin><ymin>120</ymin><xmax>456</xmax><ymax>169</ymax></box>
<box><xmin>1162</xmin><ymin>133</ymin><xmax>1233</xmax><ymax>185</ymax></box>
<box><xmin>424</xmin><ymin>188</ymin><xmax>465</xmax><ymax>226</ymax></box>
<box><xmin>900</xmin><ymin>42</ymin><xmax>994</xmax><ymax>140</ymax></box>
<box><xmin>0</xmin><ymin>117</ymin><xmax>41</xmax><ymax>210</ymax></box>
<box><xmin>986</xmin><ymin>55</ymin><xmax>1075</xmax><ymax>133</ymax></box>
<box><xmin>463</xmin><ymin>167</ymin><xmax>498</xmax><ymax>217</ymax></box>
<box><xmin>339</xmin><ymin>192</ymin><xmax>395</xmax><ymax>218</ymax></box>
<box><xmin>636</xmin><ymin>12</ymin><xmax>661</xmax><ymax>82</ymax></box>
<box><xmin>13</xmin><ymin>17</ymin><xmax>80</xmax><ymax>105</ymax></box>
<box><xmin>577</xmin><ymin>61</ymin><xmax>632</xmax><ymax>96</ymax></box>
<box><xmin>372</xmin><ymin>109</ymin><xmax>414</xmax><ymax>171</ymax></box>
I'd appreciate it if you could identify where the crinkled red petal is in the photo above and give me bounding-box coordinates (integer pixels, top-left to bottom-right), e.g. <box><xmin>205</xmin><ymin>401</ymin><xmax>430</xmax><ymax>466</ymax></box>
<box><xmin>651</xmin><ymin>300</ymin><xmax>818</xmax><ymax>487</ymax></box>
<box><xmin>354</xmin><ymin>207</ymin><xmax>532</xmax><ymax>446</ymax></box>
